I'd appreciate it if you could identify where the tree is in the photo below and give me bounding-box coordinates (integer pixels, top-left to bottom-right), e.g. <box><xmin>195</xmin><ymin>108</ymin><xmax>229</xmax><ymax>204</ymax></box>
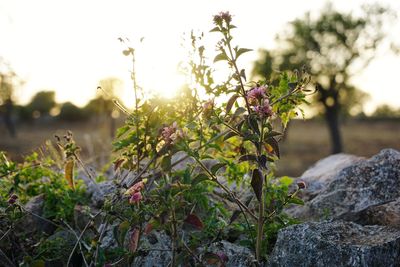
<box><xmin>0</xmin><ymin>60</ymin><xmax>21</xmax><ymax>137</ymax></box>
<box><xmin>253</xmin><ymin>4</ymin><xmax>395</xmax><ymax>153</ymax></box>
<box><xmin>27</xmin><ymin>91</ymin><xmax>56</xmax><ymax>117</ymax></box>
<box><xmin>91</xmin><ymin>77</ymin><xmax>124</xmax><ymax>137</ymax></box>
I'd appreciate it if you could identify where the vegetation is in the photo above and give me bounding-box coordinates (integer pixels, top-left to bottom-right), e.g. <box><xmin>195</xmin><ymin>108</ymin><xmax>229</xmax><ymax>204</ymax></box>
<box><xmin>1</xmin><ymin>7</ymin><xmax>398</xmax><ymax>266</ymax></box>
<box><xmin>253</xmin><ymin>3</ymin><xmax>396</xmax><ymax>153</ymax></box>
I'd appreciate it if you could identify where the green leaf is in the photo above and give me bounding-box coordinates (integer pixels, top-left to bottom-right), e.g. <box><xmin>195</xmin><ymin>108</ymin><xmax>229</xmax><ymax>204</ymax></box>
<box><xmin>248</xmin><ymin>117</ymin><xmax>260</xmax><ymax>135</ymax></box>
<box><xmin>192</xmin><ymin>173</ymin><xmax>209</xmax><ymax>185</ymax></box>
<box><xmin>233</xmin><ymin>107</ymin><xmax>246</xmax><ymax>117</ymax></box>
<box><xmin>240</xmin><ymin>69</ymin><xmax>247</xmax><ymax>81</ymax></box>
<box><xmin>238</xmin><ymin>154</ymin><xmax>257</xmax><ymax>163</ymax></box>
<box><xmin>161</xmin><ymin>155</ymin><xmax>171</xmax><ymax>172</ymax></box>
<box><xmin>288</xmin><ymin>197</ymin><xmax>304</xmax><ymax>205</ymax></box>
<box><xmin>214</xmin><ymin>53</ymin><xmax>229</xmax><ymax>63</ymax></box>
<box><xmin>279</xmin><ymin>176</ymin><xmax>294</xmax><ymax>187</ymax></box>
<box><xmin>236</xmin><ymin>48</ymin><xmax>252</xmax><ymax>59</ymax></box>
<box><xmin>251</xmin><ymin>168</ymin><xmax>263</xmax><ymax>202</ymax></box>
<box><xmin>210</xmin><ymin>26</ymin><xmax>220</xmax><ymax>32</ymax></box>
<box><xmin>211</xmin><ymin>162</ymin><xmax>227</xmax><ymax>175</ymax></box>
<box><xmin>226</xmin><ymin>94</ymin><xmax>239</xmax><ymax>114</ymax></box>
<box><xmin>266</xmin><ymin>137</ymin><xmax>280</xmax><ymax>158</ymax></box>
<box><xmin>116</xmin><ymin>125</ymin><xmax>130</xmax><ymax>138</ymax></box>
<box><xmin>223</xmin><ymin>131</ymin><xmax>238</xmax><ymax>141</ymax></box>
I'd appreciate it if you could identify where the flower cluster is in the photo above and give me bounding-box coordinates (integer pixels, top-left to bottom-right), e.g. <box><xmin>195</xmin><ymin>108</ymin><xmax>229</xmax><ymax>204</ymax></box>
<box><xmin>8</xmin><ymin>194</ymin><xmax>18</xmax><ymax>205</ymax></box>
<box><xmin>246</xmin><ymin>85</ymin><xmax>274</xmax><ymax>118</ymax></box>
<box><xmin>161</xmin><ymin>122</ymin><xmax>184</xmax><ymax>145</ymax></box>
<box><xmin>125</xmin><ymin>179</ymin><xmax>147</xmax><ymax>204</ymax></box>
<box><xmin>202</xmin><ymin>99</ymin><xmax>214</xmax><ymax>120</ymax></box>
<box><xmin>213</xmin><ymin>11</ymin><xmax>232</xmax><ymax>25</ymax></box>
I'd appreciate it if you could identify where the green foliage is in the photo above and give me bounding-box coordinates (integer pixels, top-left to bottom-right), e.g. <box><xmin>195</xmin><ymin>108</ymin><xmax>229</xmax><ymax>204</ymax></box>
<box><xmin>27</xmin><ymin>91</ymin><xmax>56</xmax><ymax>115</ymax></box>
<box><xmin>58</xmin><ymin>101</ymin><xmax>89</xmax><ymax>121</ymax></box>
<box><xmin>0</xmin><ymin>151</ymin><xmax>87</xmax><ymax>221</ymax></box>
<box><xmin>110</xmin><ymin>11</ymin><xmax>309</xmax><ymax>265</ymax></box>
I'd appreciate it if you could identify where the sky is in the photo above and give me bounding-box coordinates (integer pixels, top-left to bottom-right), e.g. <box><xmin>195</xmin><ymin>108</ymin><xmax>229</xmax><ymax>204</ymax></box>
<box><xmin>1</xmin><ymin>0</ymin><xmax>399</xmax><ymax>114</ymax></box>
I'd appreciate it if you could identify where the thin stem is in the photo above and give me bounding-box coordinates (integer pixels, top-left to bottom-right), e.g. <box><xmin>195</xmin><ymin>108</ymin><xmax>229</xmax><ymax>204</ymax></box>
<box><xmin>193</xmin><ymin>156</ymin><xmax>258</xmax><ymax>221</ymax></box>
<box><xmin>67</xmin><ymin>211</ymin><xmax>102</xmax><ymax>267</ymax></box>
<box><xmin>170</xmin><ymin>206</ymin><xmax>177</xmax><ymax>267</ymax></box>
<box><xmin>256</xmin><ymin>118</ymin><xmax>265</xmax><ymax>262</ymax></box>
<box><xmin>131</xmin><ymin>49</ymin><xmax>141</xmax><ymax>175</ymax></box>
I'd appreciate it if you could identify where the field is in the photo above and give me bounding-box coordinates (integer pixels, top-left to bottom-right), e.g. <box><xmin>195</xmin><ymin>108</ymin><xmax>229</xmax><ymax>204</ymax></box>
<box><xmin>1</xmin><ymin>118</ymin><xmax>399</xmax><ymax>177</ymax></box>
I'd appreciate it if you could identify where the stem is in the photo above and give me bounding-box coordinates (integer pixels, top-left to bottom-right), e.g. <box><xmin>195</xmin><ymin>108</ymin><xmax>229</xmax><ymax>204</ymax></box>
<box><xmin>256</xmin><ymin>118</ymin><xmax>265</xmax><ymax>262</ymax></box>
<box><xmin>131</xmin><ymin>49</ymin><xmax>141</xmax><ymax>174</ymax></box>
<box><xmin>256</xmin><ymin>190</ymin><xmax>264</xmax><ymax>262</ymax></box>
<box><xmin>224</xmin><ymin>35</ymin><xmax>252</xmax><ymax>116</ymax></box>
<box><xmin>170</xmin><ymin>206</ymin><xmax>177</xmax><ymax>267</ymax></box>
<box><xmin>193</xmin><ymin>156</ymin><xmax>258</xmax><ymax>221</ymax></box>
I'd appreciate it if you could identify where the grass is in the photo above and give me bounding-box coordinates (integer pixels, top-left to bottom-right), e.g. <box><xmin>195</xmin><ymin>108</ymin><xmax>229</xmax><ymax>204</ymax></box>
<box><xmin>1</xmin><ymin>118</ymin><xmax>399</xmax><ymax>177</ymax></box>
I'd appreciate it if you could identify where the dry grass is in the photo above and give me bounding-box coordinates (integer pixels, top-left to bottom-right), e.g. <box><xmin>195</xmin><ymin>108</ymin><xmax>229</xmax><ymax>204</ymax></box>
<box><xmin>1</xmin><ymin>118</ymin><xmax>399</xmax><ymax>177</ymax></box>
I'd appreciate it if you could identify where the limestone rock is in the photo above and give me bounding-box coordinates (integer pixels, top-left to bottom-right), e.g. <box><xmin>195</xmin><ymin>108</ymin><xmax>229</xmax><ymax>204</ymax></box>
<box><xmin>204</xmin><ymin>240</ymin><xmax>255</xmax><ymax>267</ymax></box>
<box><xmin>131</xmin><ymin>231</ymin><xmax>172</xmax><ymax>267</ymax></box>
<box><xmin>296</xmin><ymin>153</ymin><xmax>364</xmax><ymax>201</ymax></box>
<box><xmin>289</xmin><ymin>149</ymin><xmax>400</xmax><ymax>221</ymax></box>
<box><xmin>268</xmin><ymin>220</ymin><xmax>400</xmax><ymax>267</ymax></box>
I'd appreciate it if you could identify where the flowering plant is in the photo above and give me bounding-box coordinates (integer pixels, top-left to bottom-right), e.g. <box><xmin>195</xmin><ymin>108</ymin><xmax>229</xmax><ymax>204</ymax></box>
<box><xmin>109</xmin><ymin>11</ymin><xmax>310</xmax><ymax>265</ymax></box>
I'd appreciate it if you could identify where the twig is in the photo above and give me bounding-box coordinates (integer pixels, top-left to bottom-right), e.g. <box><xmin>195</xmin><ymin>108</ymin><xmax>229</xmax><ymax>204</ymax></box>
<box><xmin>0</xmin><ymin>228</ymin><xmax>11</xmax><ymax>242</ymax></box>
<box><xmin>0</xmin><ymin>248</ymin><xmax>15</xmax><ymax>267</ymax></box>
<box><xmin>93</xmin><ymin>216</ymin><xmax>108</xmax><ymax>266</ymax></box>
<box><xmin>63</xmin><ymin>221</ymin><xmax>89</xmax><ymax>267</ymax></box>
<box><xmin>67</xmin><ymin>211</ymin><xmax>102</xmax><ymax>267</ymax></box>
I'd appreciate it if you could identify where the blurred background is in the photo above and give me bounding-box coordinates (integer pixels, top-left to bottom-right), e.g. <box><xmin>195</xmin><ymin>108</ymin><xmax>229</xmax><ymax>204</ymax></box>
<box><xmin>1</xmin><ymin>0</ymin><xmax>399</xmax><ymax>177</ymax></box>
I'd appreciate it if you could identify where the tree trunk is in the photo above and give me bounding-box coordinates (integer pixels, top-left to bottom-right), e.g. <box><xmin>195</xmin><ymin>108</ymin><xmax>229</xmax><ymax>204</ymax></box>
<box><xmin>3</xmin><ymin>99</ymin><xmax>16</xmax><ymax>138</ymax></box>
<box><xmin>325</xmin><ymin>105</ymin><xmax>342</xmax><ymax>154</ymax></box>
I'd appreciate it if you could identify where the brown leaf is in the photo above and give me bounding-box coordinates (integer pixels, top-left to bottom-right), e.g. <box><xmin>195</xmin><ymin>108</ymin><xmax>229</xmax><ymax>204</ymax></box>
<box><xmin>226</xmin><ymin>94</ymin><xmax>239</xmax><ymax>114</ymax></box>
<box><xmin>251</xmin><ymin>168</ymin><xmax>263</xmax><ymax>202</ymax></box>
<box><xmin>64</xmin><ymin>159</ymin><xmax>75</xmax><ymax>190</ymax></box>
<box><xmin>129</xmin><ymin>227</ymin><xmax>140</xmax><ymax>253</ymax></box>
<box><xmin>184</xmin><ymin>213</ymin><xmax>204</xmax><ymax>230</ymax></box>
<box><xmin>114</xmin><ymin>158</ymin><xmax>126</xmax><ymax>171</ymax></box>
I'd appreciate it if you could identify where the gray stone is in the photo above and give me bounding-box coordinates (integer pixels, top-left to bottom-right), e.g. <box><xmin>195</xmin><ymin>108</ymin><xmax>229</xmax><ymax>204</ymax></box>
<box><xmin>204</xmin><ymin>240</ymin><xmax>255</xmax><ymax>267</ymax></box>
<box><xmin>339</xmin><ymin>197</ymin><xmax>400</xmax><ymax>228</ymax></box>
<box><xmin>296</xmin><ymin>153</ymin><xmax>364</xmax><ymax>201</ymax></box>
<box><xmin>268</xmin><ymin>220</ymin><xmax>400</xmax><ymax>267</ymax></box>
<box><xmin>86</xmin><ymin>180</ymin><xmax>117</xmax><ymax>208</ymax></box>
<box><xmin>132</xmin><ymin>231</ymin><xmax>172</xmax><ymax>267</ymax></box>
<box><xmin>21</xmin><ymin>194</ymin><xmax>54</xmax><ymax>234</ymax></box>
<box><xmin>290</xmin><ymin>149</ymin><xmax>400</xmax><ymax>220</ymax></box>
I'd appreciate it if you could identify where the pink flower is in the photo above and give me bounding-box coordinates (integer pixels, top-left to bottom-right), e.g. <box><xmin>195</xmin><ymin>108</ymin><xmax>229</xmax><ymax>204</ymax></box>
<box><xmin>161</xmin><ymin>122</ymin><xmax>183</xmax><ymax>144</ymax></box>
<box><xmin>253</xmin><ymin>100</ymin><xmax>273</xmax><ymax>118</ymax></box>
<box><xmin>246</xmin><ymin>86</ymin><xmax>267</xmax><ymax>105</ymax></box>
<box><xmin>213</xmin><ymin>11</ymin><xmax>232</xmax><ymax>25</ymax></box>
<box><xmin>129</xmin><ymin>192</ymin><xmax>143</xmax><ymax>204</ymax></box>
<box><xmin>202</xmin><ymin>99</ymin><xmax>214</xmax><ymax>119</ymax></box>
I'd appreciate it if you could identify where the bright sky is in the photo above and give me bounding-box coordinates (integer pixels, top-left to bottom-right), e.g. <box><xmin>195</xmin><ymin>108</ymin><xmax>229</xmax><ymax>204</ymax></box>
<box><xmin>1</xmin><ymin>0</ymin><xmax>399</xmax><ymax>113</ymax></box>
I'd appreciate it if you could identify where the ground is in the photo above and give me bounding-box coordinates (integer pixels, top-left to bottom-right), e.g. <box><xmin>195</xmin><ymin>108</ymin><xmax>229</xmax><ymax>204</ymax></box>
<box><xmin>1</xmin><ymin>118</ymin><xmax>399</xmax><ymax>177</ymax></box>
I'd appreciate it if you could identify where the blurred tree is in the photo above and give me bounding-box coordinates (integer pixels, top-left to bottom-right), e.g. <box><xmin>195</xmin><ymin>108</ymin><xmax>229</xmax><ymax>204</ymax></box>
<box><xmin>28</xmin><ymin>91</ymin><xmax>56</xmax><ymax>117</ymax></box>
<box><xmin>58</xmin><ymin>102</ymin><xmax>88</xmax><ymax>121</ymax></box>
<box><xmin>90</xmin><ymin>77</ymin><xmax>124</xmax><ymax>137</ymax></box>
<box><xmin>0</xmin><ymin>60</ymin><xmax>21</xmax><ymax>137</ymax></box>
<box><xmin>371</xmin><ymin>104</ymin><xmax>400</xmax><ymax>119</ymax></box>
<box><xmin>253</xmin><ymin>4</ymin><xmax>395</xmax><ymax>153</ymax></box>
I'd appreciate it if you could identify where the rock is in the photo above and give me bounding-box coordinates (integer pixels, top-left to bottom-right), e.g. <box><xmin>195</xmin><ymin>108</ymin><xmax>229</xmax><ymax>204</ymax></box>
<box><xmin>21</xmin><ymin>194</ymin><xmax>55</xmax><ymax>234</ymax></box>
<box><xmin>203</xmin><ymin>240</ymin><xmax>255</xmax><ymax>267</ymax></box>
<box><xmin>296</xmin><ymin>153</ymin><xmax>364</xmax><ymax>201</ymax></box>
<box><xmin>132</xmin><ymin>231</ymin><xmax>172</xmax><ymax>267</ymax></box>
<box><xmin>290</xmin><ymin>149</ymin><xmax>400</xmax><ymax>220</ymax></box>
<box><xmin>339</xmin><ymin>197</ymin><xmax>400</xmax><ymax>228</ymax></box>
<box><xmin>268</xmin><ymin>220</ymin><xmax>400</xmax><ymax>267</ymax></box>
<box><xmin>86</xmin><ymin>180</ymin><xmax>117</xmax><ymax>208</ymax></box>
<box><xmin>44</xmin><ymin>230</ymin><xmax>82</xmax><ymax>267</ymax></box>
<box><xmin>172</xmin><ymin>151</ymin><xmax>195</xmax><ymax>171</ymax></box>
